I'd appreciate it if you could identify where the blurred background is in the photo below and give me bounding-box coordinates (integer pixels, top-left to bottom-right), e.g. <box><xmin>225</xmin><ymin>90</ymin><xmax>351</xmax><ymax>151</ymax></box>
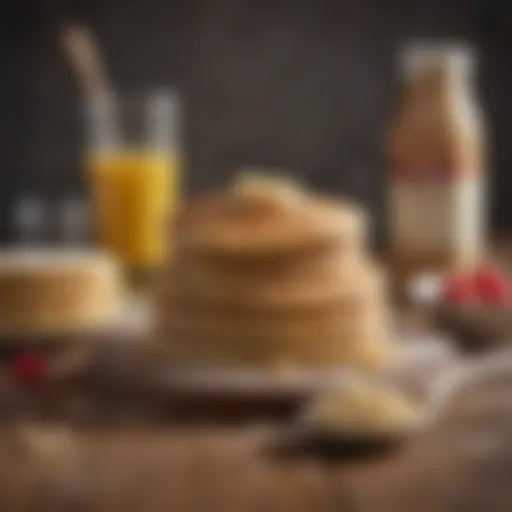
<box><xmin>2</xmin><ymin>0</ymin><xmax>511</xmax><ymax>244</ymax></box>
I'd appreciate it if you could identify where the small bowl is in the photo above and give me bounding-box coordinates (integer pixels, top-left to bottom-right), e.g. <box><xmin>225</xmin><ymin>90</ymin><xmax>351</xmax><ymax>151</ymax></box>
<box><xmin>433</xmin><ymin>304</ymin><xmax>512</xmax><ymax>353</ymax></box>
<box><xmin>275</xmin><ymin>423</ymin><xmax>420</xmax><ymax>461</ymax></box>
<box><xmin>270</xmin><ymin>383</ymin><xmax>428</xmax><ymax>461</ymax></box>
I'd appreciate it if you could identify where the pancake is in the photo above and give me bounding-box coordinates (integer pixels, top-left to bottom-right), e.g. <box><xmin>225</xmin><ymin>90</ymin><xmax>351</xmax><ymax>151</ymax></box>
<box><xmin>157</xmin><ymin>298</ymin><xmax>391</xmax><ymax>369</ymax></box>
<box><xmin>160</xmin><ymin>327</ymin><xmax>389</xmax><ymax>370</ymax></box>
<box><xmin>159</xmin><ymin>303</ymin><xmax>389</xmax><ymax>344</ymax></box>
<box><xmin>160</xmin><ymin>256</ymin><xmax>386</xmax><ymax>312</ymax></box>
<box><xmin>157</xmin><ymin>173</ymin><xmax>391</xmax><ymax>371</ymax></box>
<box><xmin>0</xmin><ymin>249</ymin><xmax>122</xmax><ymax>335</ymax></box>
<box><xmin>174</xmin><ymin>192</ymin><xmax>367</xmax><ymax>258</ymax></box>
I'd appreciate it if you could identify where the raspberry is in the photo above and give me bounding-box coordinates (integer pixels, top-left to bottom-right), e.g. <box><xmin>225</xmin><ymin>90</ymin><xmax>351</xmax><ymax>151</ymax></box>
<box><xmin>473</xmin><ymin>267</ymin><xmax>511</xmax><ymax>305</ymax></box>
<box><xmin>12</xmin><ymin>351</ymin><xmax>47</xmax><ymax>386</ymax></box>
<box><xmin>442</xmin><ymin>276</ymin><xmax>479</xmax><ymax>305</ymax></box>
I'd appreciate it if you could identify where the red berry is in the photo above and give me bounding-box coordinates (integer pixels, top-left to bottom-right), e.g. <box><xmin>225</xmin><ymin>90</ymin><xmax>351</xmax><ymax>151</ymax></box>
<box><xmin>442</xmin><ymin>276</ymin><xmax>479</xmax><ymax>305</ymax></box>
<box><xmin>12</xmin><ymin>352</ymin><xmax>47</xmax><ymax>386</ymax></box>
<box><xmin>473</xmin><ymin>267</ymin><xmax>511</xmax><ymax>305</ymax></box>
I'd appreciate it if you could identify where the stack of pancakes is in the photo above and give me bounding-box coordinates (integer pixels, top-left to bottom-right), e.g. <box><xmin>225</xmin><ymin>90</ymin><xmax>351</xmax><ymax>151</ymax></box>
<box><xmin>156</xmin><ymin>174</ymin><xmax>391</xmax><ymax>370</ymax></box>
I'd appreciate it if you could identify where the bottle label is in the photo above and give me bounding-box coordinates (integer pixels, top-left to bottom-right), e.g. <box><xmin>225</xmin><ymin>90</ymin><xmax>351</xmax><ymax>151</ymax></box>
<box><xmin>391</xmin><ymin>172</ymin><xmax>484</xmax><ymax>255</ymax></box>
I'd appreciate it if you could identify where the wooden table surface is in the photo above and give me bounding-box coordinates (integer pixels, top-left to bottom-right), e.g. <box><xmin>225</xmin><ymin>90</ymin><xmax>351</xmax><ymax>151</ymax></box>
<box><xmin>0</xmin><ymin>337</ymin><xmax>511</xmax><ymax>512</ymax></box>
<box><xmin>1</xmin><ymin>407</ymin><xmax>512</xmax><ymax>512</ymax></box>
<box><xmin>0</xmin><ymin>295</ymin><xmax>511</xmax><ymax>511</ymax></box>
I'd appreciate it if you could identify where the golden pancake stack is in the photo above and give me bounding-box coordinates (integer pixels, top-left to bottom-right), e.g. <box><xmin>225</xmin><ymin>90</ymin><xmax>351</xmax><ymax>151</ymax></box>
<box><xmin>0</xmin><ymin>250</ymin><xmax>122</xmax><ymax>336</ymax></box>
<box><xmin>157</xmin><ymin>173</ymin><xmax>391</xmax><ymax>370</ymax></box>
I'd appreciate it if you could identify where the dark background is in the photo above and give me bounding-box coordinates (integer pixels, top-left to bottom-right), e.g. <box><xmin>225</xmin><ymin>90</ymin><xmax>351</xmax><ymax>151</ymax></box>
<box><xmin>3</xmin><ymin>0</ymin><xmax>511</xmax><ymax>244</ymax></box>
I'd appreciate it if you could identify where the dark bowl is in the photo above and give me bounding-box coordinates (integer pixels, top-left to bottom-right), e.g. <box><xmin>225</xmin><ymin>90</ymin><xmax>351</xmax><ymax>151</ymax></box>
<box><xmin>433</xmin><ymin>303</ymin><xmax>512</xmax><ymax>353</ymax></box>
<box><xmin>268</xmin><ymin>424</ymin><xmax>417</xmax><ymax>462</ymax></box>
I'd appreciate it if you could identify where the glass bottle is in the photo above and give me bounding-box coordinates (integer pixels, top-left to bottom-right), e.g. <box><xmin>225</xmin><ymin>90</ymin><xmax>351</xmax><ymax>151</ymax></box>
<box><xmin>388</xmin><ymin>42</ymin><xmax>487</xmax><ymax>301</ymax></box>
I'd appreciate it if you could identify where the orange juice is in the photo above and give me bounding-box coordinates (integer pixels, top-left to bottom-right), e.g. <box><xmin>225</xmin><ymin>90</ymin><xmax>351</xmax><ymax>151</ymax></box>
<box><xmin>87</xmin><ymin>150</ymin><xmax>179</xmax><ymax>269</ymax></box>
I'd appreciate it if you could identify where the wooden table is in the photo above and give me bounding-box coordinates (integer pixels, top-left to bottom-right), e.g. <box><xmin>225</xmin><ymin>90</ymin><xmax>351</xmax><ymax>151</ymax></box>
<box><xmin>0</xmin><ymin>314</ymin><xmax>511</xmax><ymax>511</ymax></box>
<box><xmin>1</xmin><ymin>407</ymin><xmax>512</xmax><ymax>512</ymax></box>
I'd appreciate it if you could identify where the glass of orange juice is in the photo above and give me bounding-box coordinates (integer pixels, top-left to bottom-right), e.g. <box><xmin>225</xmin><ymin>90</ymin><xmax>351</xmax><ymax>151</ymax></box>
<box><xmin>85</xmin><ymin>90</ymin><xmax>179</xmax><ymax>290</ymax></box>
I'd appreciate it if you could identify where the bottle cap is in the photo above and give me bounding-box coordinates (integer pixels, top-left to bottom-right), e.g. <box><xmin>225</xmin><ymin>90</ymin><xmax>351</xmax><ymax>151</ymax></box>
<box><xmin>399</xmin><ymin>40</ymin><xmax>476</xmax><ymax>78</ymax></box>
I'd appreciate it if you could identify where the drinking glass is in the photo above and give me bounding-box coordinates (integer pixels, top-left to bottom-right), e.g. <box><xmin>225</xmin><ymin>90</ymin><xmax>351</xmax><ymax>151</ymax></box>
<box><xmin>11</xmin><ymin>194</ymin><xmax>48</xmax><ymax>246</ymax></box>
<box><xmin>85</xmin><ymin>89</ymin><xmax>180</xmax><ymax>288</ymax></box>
